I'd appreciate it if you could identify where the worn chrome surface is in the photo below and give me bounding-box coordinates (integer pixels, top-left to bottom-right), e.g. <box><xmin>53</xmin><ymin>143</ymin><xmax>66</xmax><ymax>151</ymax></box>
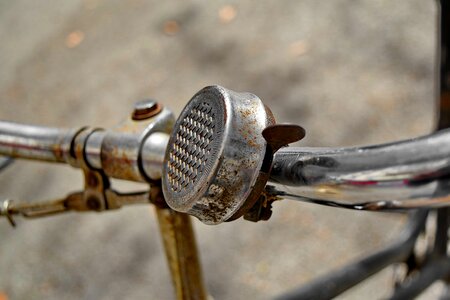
<box><xmin>0</xmin><ymin>104</ymin><xmax>174</xmax><ymax>182</ymax></box>
<box><xmin>270</xmin><ymin>128</ymin><xmax>450</xmax><ymax>209</ymax></box>
<box><xmin>0</xmin><ymin>121</ymin><xmax>79</xmax><ymax>163</ymax></box>
<box><xmin>84</xmin><ymin>130</ymin><xmax>105</xmax><ymax>169</ymax></box>
<box><xmin>141</xmin><ymin>132</ymin><xmax>170</xmax><ymax>180</ymax></box>
<box><xmin>97</xmin><ymin>104</ymin><xmax>174</xmax><ymax>182</ymax></box>
<box><xmin>162</xmin><ymin>85</ymin><xmax>275</xmax><ymax>224</ymax></box>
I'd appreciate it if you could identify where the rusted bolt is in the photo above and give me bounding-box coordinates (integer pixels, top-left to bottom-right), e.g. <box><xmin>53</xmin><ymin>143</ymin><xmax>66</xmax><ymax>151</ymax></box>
<box><xmin>86</xmin><ymin>196</ymin><xmax>101</xmax><ymax>210</ymax></box>
<box><xmin>132</xmin><ymin>99</ymin><xmax>162</xmax><ymax>120</ymax></box>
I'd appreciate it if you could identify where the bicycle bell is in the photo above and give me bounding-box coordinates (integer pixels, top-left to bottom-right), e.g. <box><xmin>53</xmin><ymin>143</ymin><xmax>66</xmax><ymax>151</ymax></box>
<box><xmin>162</xmin><ymin>85</ymin><xmax>278</xmax><ymax>224</ymax></box>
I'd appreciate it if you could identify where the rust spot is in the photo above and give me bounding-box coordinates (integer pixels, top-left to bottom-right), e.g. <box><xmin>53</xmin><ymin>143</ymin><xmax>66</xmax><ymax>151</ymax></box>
<box><xmin>51</xmin><ymin>143</ymin><xmax>64</xmax><ymax>160</ymax></box>
<box><xmin>248</xmin><ymin>139</ymin><xmax>258</xmax><ymax>148</ymax></box>
<box><xmin>196</xmin><ymin>157</ymin><xmax>247</xmax><ymax>223</ymax></box>
<box><xmin>101</xmin><ymin>143</ymin><xmax>141</xmax><ymax>181</ymax></box>
<box><xmin>240</xmin><ymin>108</ymin><xmax>252</xmax><ymax>118</ymax></box>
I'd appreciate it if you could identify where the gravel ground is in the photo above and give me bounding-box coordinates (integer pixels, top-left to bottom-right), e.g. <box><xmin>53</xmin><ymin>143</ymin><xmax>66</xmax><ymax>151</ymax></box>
<box><xmin>0</xmin><ymin>1</ymin><xmax>438</xmax><ymax>299</ymax></box>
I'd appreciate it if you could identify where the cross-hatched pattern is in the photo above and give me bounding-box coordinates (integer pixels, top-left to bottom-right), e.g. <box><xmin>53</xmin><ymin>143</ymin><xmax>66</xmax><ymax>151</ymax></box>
<box><xmin>167</xmin><ymin>101</ymin><xmax>216</xmax><ymax>192</ymax></box>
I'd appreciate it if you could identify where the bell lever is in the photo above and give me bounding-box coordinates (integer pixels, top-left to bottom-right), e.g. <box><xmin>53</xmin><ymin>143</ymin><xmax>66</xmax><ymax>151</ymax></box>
<box><xmin>262</xmin><ymin>124</ymin><xmax>306</xmax><ymax>153</ymax></box>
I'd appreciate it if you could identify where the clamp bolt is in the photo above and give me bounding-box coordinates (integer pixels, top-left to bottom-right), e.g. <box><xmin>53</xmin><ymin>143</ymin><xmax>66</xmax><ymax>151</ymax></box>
<box><xmin>132</xmin><ymin>99</ymin><xmax>162</xmax><ymax>120</ymax></box>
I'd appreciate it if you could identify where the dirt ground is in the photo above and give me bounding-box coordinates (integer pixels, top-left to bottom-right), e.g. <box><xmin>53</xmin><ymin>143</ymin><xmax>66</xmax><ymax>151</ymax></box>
<box><xmin>0</xmin><ymin>1</ymin><xmax>440</xmax><ymax>299</ymax></box>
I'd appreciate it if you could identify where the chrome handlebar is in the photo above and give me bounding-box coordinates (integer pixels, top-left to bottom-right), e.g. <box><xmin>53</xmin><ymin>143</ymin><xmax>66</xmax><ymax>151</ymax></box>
<box><xmin>270</xmin><ymin>128</ymin><xmax>450</xmax><ymax>210</ymax></box>
<box><xmin>0</xmin><ymin>121</ymin><xmax>76</xmax><ymax>163</ymax></box>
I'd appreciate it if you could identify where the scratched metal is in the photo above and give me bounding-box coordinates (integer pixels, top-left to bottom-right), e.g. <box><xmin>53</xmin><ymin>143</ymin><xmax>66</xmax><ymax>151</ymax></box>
<box><xmin>162</xmin><ymin>85</ymin><xmax>275</xmax><ymax>224</ymax></box>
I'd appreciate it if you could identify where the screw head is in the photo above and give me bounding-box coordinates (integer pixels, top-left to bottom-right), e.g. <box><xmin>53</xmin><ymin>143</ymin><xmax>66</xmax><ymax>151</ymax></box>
<box><xmin>132</xmin><ymin>99</ymin><xmax>162</xmax><ymax>120</ymax></box>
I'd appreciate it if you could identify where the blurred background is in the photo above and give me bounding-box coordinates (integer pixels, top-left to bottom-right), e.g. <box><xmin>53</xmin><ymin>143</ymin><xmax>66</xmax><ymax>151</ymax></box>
<box><xmin>0</xmin><ymin>0</ymin><xmax>438</xmax><ymax>299</ymax></box>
